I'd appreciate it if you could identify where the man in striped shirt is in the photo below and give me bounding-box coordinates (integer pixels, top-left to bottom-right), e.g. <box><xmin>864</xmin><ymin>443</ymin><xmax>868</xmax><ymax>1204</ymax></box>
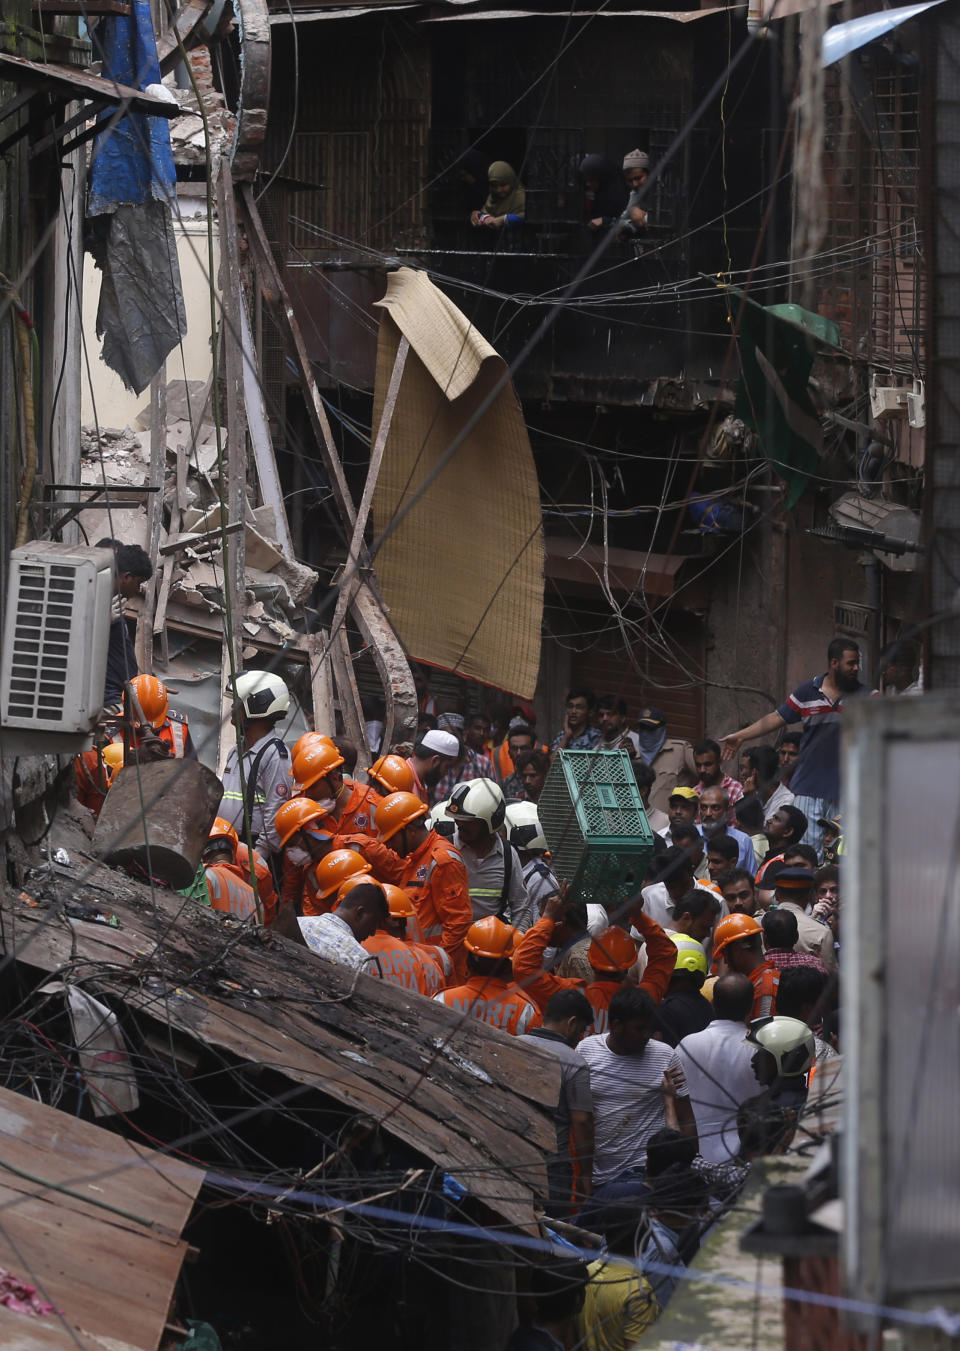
<box><xmin>577</xmin><ymin>986</ymin><xmax>695</xmax><ymax>1186</ymax></box>
<box><xmin>718</xmin><ymin>638</ymin><xmax>870</xmax><ymax>856</ymax></box>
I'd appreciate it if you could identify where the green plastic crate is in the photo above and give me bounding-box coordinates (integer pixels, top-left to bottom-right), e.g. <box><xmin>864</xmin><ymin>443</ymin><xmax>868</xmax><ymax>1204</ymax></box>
<box><xmin>538</xmin><ymin>749</ymin><xmax>655</xmax><ymax>910</ymax></box>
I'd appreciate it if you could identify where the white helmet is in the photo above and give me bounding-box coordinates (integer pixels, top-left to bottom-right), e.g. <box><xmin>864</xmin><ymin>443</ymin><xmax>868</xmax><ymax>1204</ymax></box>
<box><xmin>428</xmin><ymin>799</ymin><xmax>457</xmax><ymax>839</ymax></box>
<box><xmin>746</xmin><ymin>1016</ymin><xmax>816</xmax><ymax>1078</ymax></box>
<box><xmin>448</xmin><ymin>777</ymin><xmax>505</xmax><ymax>832</ymax></box>
<box><xmin>231</xmin><ymin>670</ymin><xmax>290</xmax><ymax>720</ymax></box>
<box><xmin>503</xmin><ymin>800</ymin><xmax>547</xmax><ymax>852</ymax></box>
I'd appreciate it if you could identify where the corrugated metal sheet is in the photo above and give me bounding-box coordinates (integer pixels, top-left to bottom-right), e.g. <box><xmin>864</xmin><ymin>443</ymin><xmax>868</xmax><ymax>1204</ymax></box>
<box><xmin>0</xmin><ymin>1084</ymin><xmax>201</xmax><ymax>1349</ymax></box>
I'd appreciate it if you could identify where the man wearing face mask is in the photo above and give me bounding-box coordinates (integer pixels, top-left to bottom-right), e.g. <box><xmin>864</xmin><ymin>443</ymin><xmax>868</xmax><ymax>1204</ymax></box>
<box><xmin>290</xmin><ymin>735</ymin><xmax>379</xmax><ymax>836</ymax></box>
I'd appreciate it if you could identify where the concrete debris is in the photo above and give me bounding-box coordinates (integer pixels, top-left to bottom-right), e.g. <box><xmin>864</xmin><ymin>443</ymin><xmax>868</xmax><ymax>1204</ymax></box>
<box><xmin>81</xmin><ymin>398</ymin><xmax>318</xmax><ymax>642</ymax></box>
<box><xmin>164</xmin><ymin>77</ymin><xmax>236</xmax><ymax>167</ymax></box>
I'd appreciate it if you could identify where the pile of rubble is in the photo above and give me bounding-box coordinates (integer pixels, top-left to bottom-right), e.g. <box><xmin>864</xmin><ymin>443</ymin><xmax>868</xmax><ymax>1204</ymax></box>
<box><xmin>80</xmin><ymin>380</ymin><xmax>317</xmax><ymax>643</ymax></box>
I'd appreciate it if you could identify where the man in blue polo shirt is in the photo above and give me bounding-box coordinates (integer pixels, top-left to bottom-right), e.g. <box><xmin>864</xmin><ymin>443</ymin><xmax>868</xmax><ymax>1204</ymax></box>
<box><xmin>716</xmin><ymin>638</ymin><xmax>870</xmax><ymax>855</ymax></box>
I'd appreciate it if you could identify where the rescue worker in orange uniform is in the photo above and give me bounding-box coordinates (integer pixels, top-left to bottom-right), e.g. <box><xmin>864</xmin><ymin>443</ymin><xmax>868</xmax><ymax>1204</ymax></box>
<box><xmin>275</xmin><ymin>796</ymin><xmax>372</xmax><ymax>916</ymax></box>
<box><xmin>359</xmin><ymin>791</ymin><xmax>472</xmax><ymax>979</ymax></box>
<box><xmin>511</xmin><ymin>893</ymin><xmax>676</xmax><ymax>1016</ymax></box>
<box><xmin>282</xmin><ymin>739</ymin><xmax>379</xmax><ymax>909</ymax></box>
<box><xmin>381</xmin><ymin>882</ymin><xmax>453</xmax><ymax>988</ymax></box>
<box><xmin>123</xmin><ymin>675</ymin><xmax>197</xmax><ymax>759</ymax></box>
<box><xmin>291</xmin><ymin>737</ymin><xmax>380</xmax><ymax>836</ymax></box>
<box><xmin>433</xmin><ymin>917</ymin><xmax>541</xmax><ymax>1034</ymax></box>
<box><xmin>712</xmin><ymin>912</ymin><xmax>779</xmax><ymax>1019</ymax></box>
<box><xmin>356</xmin><ymin>877</ymin><xmax>443</xmax><ymax>996</ymax></box>
<box><xmin>367</xmin><ymin>753</ymin><xmax>415</xmax><ymax>798</ymax></box>
<box><xmin>276</xmin><ymin>796</ymin><xmax>336</xmax><ymax>910</ymax></box>
<box><xmin>74</xmin><ymin>742</ymin><xmax>124</xmax><ymax>816</ymax></box>
<box><xmin>202</xmin><ymin>833</ymin><xmax>259</xmax><ymax>919</ymax></box>
<box><xmin>207</xmin><ymin>818</ymin><xmax>279</xmax><ymax>924</ymax></box>
<box><xmin>582</xmin><ymin>927</ymin><xmax>639</xmax><ymax>1034</ymax></box>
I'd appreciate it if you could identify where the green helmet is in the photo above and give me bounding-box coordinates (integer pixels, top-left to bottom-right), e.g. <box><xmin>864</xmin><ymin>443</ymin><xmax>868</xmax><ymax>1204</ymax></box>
<box><xmin>670</xmin><ymin>932</ymin><xmax>707</xmax><ymax>976</ymax></box>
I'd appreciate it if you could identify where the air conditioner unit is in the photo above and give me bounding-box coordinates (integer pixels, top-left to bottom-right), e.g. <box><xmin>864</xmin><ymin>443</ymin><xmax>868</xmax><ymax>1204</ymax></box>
<box><xmin>0</xmin><ymin>544</ymin><xmax>114</xmax><ymax>756</ymax></box>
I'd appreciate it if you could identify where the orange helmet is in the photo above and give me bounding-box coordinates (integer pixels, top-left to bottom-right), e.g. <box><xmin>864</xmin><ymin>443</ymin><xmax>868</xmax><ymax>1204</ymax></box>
<box><xmin>291</xmin><ymin>732</ymin><xmax>336</xmax><ymax>759</ymax></box>
<box><xmin>377</xmin><ymin>791</ymin><xmax>428</xmax><ymax>843</ymax></box>
<box><xmin>312</xmin><ymin>849</ymin><xmax>371</xmax><ymax>899</ymax></box>
<box><xmin>292</xmin><ymin>738</ymin><xmax>345</xmax><ymax>791</ymax></box>
<box><xmin>209</xmin><ymin>817</ymin><xmax>239</xmax><ymax>848</ymax></box>
<box><xmin>712</xmin><ymin>912</ymin><xmax>762</xmax><ymax>959</ymax></box>
<box><xmin>101</xmin><ymin>743</ymin><xmax>125</xmax><ymax>786</ymax></box>
<box><xmin>588</xmin><ymin>927</ymin><xmax>638</xmax><ymax>974</ymax></box>
<box><xmin>336</xmin><ymin>873</ymin><xmax>384</xmax><ymax>906</ymax></box>
<box><xmin>383</xmin><ymin>883</ymin><xmax>415</xmax><ymax>918</ymax></box>
<box><xmin>464</xmin><ymin>915</ymin><xmax>518</xmax><ymax>959</ymax></box>
<box><xmin>275</xmin><ymin>796</ymin><xmax>331</xmax><ymax>847</ymax></box>
<box><xmin>368</xmin><ymin>754</ymin><xmax>414</xmax><ymax>796</ymax></box>
<box><xmin>130</xmin><ymin>675</ymin><xmax>168</xmax><ymax>729</ymax></box>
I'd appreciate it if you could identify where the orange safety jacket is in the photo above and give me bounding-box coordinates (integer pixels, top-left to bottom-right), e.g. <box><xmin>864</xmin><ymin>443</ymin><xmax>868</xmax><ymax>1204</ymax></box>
<box><xmin>75</xmin><ymin>748</ymin><xmax>109</xmax><ymax>817</ymax></box>
<box><xmin>339</xmin><ymin>830</ymin><xmax>472</xmax><ymax>976</ymax></box>
<box><xmin>363</xmin><ymin>932</ymin><xmax>438</xmax><ymax>996</ymax></box>
<box><xmin>205</xmin><ymin>863</ymin><xmax>259</xmax><ymax>919</ymax></box>
<box><xmin>326</xmin><ymin>781</ymin><xmax>381</xmax><ymax>837</ymax></box>
<box><xmin>749</xmin><ymin>959</ymin><xmax>780</xmax><ymax>1019</ymax></box>
<box><xmin>397</xmin><ymin>832</ymin><xmax>472</xmax><ymax>979</ymax></box>
<box><xmin>412</xmin><ymin>940</ymin><xmax>451</xmax><ymax>988</ymax></box>
<box><xmin>585</xmin><ymin>977</ymin><xmax>627</xmax><ymax>1035</ymax></box>
<box><xmin>434</xmin><ymin>975</ymin><xmax>542</xmax><ymax>1035</ymax></box>
<box><xmin>114</xmin><ymin>712</ymin><xmax>194</xmax><ymax>760</ymax></box>
<box><xmin>512</xmin><ymin>912</ymin><xmax>677</xmax><ymax>1015</ymax></box>
<box><xmin>236</xmin><ymin>843</ymin><xmax>278</xmax><ymax>925</ymax></box>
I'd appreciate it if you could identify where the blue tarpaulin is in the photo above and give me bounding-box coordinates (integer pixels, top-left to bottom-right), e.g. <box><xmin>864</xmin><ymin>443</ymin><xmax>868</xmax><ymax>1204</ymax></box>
<box><xmin>88</xmin><ymin>0</ymin><xmax>177</xmax><ymax>215</ymax></box>
<box><xmin>85</xmin><ymin>0</ymin><xmax>187</xmax><ymax>393</ymax></box>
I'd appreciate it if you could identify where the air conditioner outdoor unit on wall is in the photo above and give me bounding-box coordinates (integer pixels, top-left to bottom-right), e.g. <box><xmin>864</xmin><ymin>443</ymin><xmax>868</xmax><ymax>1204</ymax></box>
<box><xmin>0</xmin><ymin>544</ymin><xmax>114</xmax><ymax>756</ymax></box>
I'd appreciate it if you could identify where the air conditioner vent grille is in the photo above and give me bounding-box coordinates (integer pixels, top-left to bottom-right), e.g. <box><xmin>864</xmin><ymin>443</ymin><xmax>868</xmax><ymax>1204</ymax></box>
<box><xmin>1</xmin><ymin>545</ymin><xmax>113</xmax><ymax>741</ymax></box>
<box><xmin>6</xmin><ymin>565</ymin><xmax>77</xmax><ymax>722</ymax></box>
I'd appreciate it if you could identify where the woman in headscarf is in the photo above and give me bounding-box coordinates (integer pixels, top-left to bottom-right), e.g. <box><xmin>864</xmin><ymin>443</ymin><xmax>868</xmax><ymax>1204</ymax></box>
<box><xmin>579</xmin><ymin>153</ymin><xmax>627</xmax><ymax>231</ymax></box>
<box><xmin>470</xmin><ymin>160</ymin><xmax>526</xmax><ymax>230</ymax></box>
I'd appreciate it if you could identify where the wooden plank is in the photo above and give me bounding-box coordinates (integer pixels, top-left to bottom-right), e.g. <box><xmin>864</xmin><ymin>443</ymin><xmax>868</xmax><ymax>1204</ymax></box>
<box><xmin>0</xmin><ymin>1086</ymin><xmax>202</xmax><ymax>1351</ymax></box>
<box><xmin>238</xmin><ymin>182</ymin><xmax>417</xmax><ymax>747</ymax></box>
<box><xmin>306</xmin><ymin>630</ymin><xmax>335</xmax><ymax>735</ymax></box>
<box><xmin>217</xmin><ymin>163</ymin><xmax>247</xmax><ymax>670</ymax></box>
<box><xmin>239</xmin><ymin>182</ymin><xmax>356</xmax><ymax>530</ymax></box>
<box><xmin>352</xmin><ymin>587</ymin><xmax>419</xmax><ymax>749</ymax></box>
<box><xmin>217</xmin><ymin>636</ymin><xmax>236</xmax><ymax>777</ymax></box>
<box><xmin>238</xmin><ymin>289</ymin><xmax>295</xmax><ymax>559</ymax></box>
<box><xmin>332</xmin><ymin>335</ymin><xmax>408</xmax><ymax>633</ymax></box>
<box><xmin>329</xmin><ymin>624</ymin><xmax>368</xmax><ymax>759</ymax></box>
<box><xmin>138</xmin><ymin>365</ymin><xmax>167</xmax><ymax>673</ymax></box>
<box><xmin>0</xmin><ymin>1184</ymin><xmax>193</xmax><ymax>1351</ymax></box>
<box><xmin>0</xmin><ymin>52</ymin><xmax>181</xmax><ymax>116</ymax></box>
<box><xmin>0</xmin><ymin>1085</ymin><xmax>202</xmax><ymax>1238</ymax></box>
<box><xmin>153</xmin><ymin>503</ymin><xmax>178</xmax><ymax>665</ymax></box>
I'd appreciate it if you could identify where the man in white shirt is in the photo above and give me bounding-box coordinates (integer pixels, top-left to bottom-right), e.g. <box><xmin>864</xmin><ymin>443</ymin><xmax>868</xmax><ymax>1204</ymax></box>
<box><xmin>741</xmin><ymin>744</ymin><xmax>795</xmax><ymax>818</ymax></box>
<box><xmin>299</xmin><ymin>882</ymin><xmax>388</xmax><ymax>971</ymax></box>
<box><xmin>578</xmin><ymin>986</ymin><xmax>695</xmax><ymax>1185</ymax></box>
<box><xmin>676</xmin><ymin>974</ymin><xmax>759</xmax><ymax>1164</ymax></box>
